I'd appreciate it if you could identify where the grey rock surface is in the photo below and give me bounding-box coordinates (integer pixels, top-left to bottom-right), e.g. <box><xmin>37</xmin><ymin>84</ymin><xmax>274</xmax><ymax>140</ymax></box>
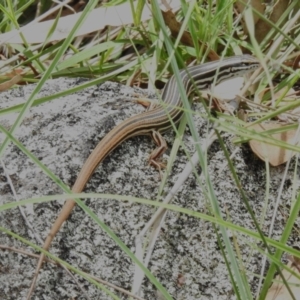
<box><xmin>0</xmin><ymin>78</ymin><xmax>298</xmax><ymax>300</ymax></box>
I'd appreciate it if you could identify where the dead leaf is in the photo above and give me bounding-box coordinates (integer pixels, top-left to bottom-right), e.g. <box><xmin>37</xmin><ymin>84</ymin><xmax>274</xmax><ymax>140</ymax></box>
<box><xmin>266</xmin><ymin>258</ymin><xmax>300</xmax><ymax>300</ymax></box>
<box><xmin>236</xmin><ymin>0</ymin><xmax>289</xmax><ymax>44</ymax></box>
<box><xmin>201</xmin><ymin>76</ymin><xmax>247</xmax><ymax>100</ymax></box>
<box><xmin>249</xmin><ymin>123</ymin><xmax>297</xmax><ymax>166</ymax></box>
<box><xmin>235</xmin><ymin>0</ymin><xmax>265</xmax><ymax>28</ymax></box>
<box><xmin>199</xmin><ymin>76</ymin><xmax>250</xmax><ymax>113</ymax></box>
<box><xmin>0</xmin><ymin>74</ymin><xmax>22</xmax><ymax>91</ymax></box>
<box><xmin>176</xmin><ymin>273</ymin><xmax>186</xmax><ymax>287</ymax></box>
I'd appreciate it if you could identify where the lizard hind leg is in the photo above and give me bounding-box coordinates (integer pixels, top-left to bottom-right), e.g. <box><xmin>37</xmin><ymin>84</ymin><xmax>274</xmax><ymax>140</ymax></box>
<box><xmin>148</xmin><ymin>130</ymin><xmax>168</xmax><ymax>175</ymax></box>
<box><xmin>136</xmin><ymin>97</ymin><xmax>160</xmax><ymax>110</ymax></box>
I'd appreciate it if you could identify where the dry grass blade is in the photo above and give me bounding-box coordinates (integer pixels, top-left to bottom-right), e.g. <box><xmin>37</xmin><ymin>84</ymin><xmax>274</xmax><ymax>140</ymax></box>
<box><xmin>0</xmin><ymin>0</ymin><xmax>183</xmax><ymax>44</ymax></box>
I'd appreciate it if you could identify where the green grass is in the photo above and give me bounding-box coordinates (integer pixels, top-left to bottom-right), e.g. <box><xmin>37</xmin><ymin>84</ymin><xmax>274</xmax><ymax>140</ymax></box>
<box><xmin>1</xmin><ymin>0</ymin><xmax>300</xmax><ymax>299</ymax></box>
